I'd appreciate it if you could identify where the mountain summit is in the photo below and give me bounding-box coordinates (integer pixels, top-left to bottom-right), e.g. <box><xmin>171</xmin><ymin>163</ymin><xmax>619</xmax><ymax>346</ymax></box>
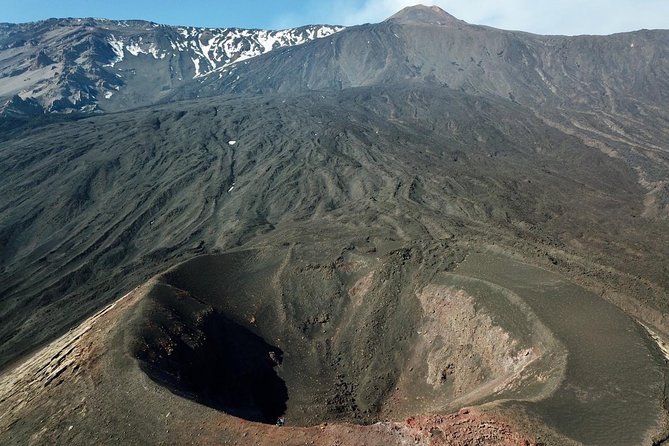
<box><xmin>385</xmin><ymin>4</ymin><xmax>465</xmax><ymax>26</ymax></box>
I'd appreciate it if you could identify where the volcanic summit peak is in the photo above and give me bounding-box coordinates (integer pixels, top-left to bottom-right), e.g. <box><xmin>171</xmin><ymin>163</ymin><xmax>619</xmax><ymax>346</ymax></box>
<box><xmin>385</xmin><ymin>4</ymin><xmax>466</xmax><ymax>26</ymax></box>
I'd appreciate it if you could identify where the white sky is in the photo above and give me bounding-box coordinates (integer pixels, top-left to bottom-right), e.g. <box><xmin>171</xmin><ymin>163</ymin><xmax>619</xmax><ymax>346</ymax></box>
<box><xmin>277</xmin><ymin>1</ymin><xmax>669</xmax><ymax>35</ymax></box>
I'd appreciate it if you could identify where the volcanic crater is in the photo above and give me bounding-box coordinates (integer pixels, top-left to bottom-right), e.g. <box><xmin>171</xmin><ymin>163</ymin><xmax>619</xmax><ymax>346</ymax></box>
<box><xmin>130</xmin><ymin>245</ymin><xmax>557</xmax><ymax>427</ymax></box>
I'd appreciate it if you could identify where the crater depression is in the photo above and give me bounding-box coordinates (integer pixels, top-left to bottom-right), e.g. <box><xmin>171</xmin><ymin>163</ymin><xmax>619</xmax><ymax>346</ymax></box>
<box><xmin>130</xmin><ymin>245</ymin><xmax>563</xmax><ymax>427</ymax></box>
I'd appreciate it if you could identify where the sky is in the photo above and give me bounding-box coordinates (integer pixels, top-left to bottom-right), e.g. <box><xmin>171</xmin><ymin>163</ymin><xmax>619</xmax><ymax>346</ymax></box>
<box><xmin>1</xmin><ymin>0</ymin><xmax>668</xmax><ymax>35</ymax></box>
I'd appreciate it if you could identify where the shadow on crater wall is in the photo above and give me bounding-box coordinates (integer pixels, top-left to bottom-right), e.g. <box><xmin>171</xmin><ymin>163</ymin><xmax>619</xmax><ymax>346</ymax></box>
<box><xmin>133</xmin><ymin>283</ymin><xmax>287</xmax><ymax>424</ymax></box>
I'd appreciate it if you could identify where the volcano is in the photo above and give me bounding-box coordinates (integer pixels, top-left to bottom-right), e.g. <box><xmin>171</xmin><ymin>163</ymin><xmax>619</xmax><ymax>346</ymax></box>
<box><xmin>1</xmin><ymin>5</ymin><xmax>668</xmax><ymax>446</ymax></box>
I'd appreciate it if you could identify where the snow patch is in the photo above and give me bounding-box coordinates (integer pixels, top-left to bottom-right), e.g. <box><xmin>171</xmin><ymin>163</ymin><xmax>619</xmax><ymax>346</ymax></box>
<box><xmin>192</xmin><ymin>57</ymin><xmax>201</xmax><ymax>77</ymax></box>
<box><xmin>105</xmin><ymin>35</ymin><xmax>125</xmax><ymax>67</ymax></box>
<box><xmin>126</xmin><ymin>41</ymin><xmax>142</xmax><ymax>56</ymax></box>
<box><xmin>148</xmin><ymin>44</ymin><xmax>161</xmax><ymax>59</ymax></box>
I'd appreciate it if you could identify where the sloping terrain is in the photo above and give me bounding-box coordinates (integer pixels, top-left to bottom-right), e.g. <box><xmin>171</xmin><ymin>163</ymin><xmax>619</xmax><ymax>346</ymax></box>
<box><xmin>0</xmin><ymin>18</ymin><xmax>342</xmax><ymax>114</ymax></box>
<box><xmin>177</xmin><ymin>5</ymin><xmax>669</xmax><ymax>217</ymax></box>
<box><xmin>3</xmin><ymin>86</ymin><xmax>667</xmax><ymax>371</ymax></box>
<box><xmin>1</xmin><ymin>5</ymin><xmax>669</xmax><ymax>446</ymax></box>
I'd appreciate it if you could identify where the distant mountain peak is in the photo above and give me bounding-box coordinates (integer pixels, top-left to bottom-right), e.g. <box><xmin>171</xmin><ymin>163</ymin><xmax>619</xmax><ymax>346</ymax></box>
<box><xmin>385</xmin><ymin>4</ymin><xmax>465</xmax><ymax>26</ymax></box>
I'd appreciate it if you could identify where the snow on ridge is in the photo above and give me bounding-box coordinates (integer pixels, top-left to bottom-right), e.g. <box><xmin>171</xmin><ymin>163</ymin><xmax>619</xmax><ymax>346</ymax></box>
<box><xmin>102</xmin><ymin>22</ymin><xmax>342</xmax><ymax>77</ymax></box>
<box><xmin>104</xmin><ymin>34</ymin><xmax>168</xmax><ymax>64</ymax></box>
<box><xmin>164</xmin><ymin>24</ymin><xmax>344</xmax><ymax>78</ymax></box>
<box><xmin>193</xmin><ymin>24</ymin><xmax>344</xmax><ymax>78</ymax></box>
<box><xmin>100</xmin><ymin>24</ymin><xmax>343</xmax><ymax>81</ymax></box>
<box><xmin>125</xmin><ymin>41</ymin><xmax>142</xmax><ymax>56</ymax></box>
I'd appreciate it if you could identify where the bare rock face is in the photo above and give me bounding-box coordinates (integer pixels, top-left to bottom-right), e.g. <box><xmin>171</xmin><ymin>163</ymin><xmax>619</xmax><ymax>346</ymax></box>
<box><xmin>30</xmin><ymin>50</ymin><xmax>55</xmax><ymax>69</ymax></box>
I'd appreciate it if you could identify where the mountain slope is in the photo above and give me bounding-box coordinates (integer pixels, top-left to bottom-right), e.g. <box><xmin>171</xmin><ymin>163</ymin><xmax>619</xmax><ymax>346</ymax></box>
<box><xmin>173</xmin><ymin>8</ymin><xmax>669</xmax><ymax>217</ymax></box>
<box><xmin>184</xmin><ymin>7</ymin><xmax>669</xmax><ymax>110</ymax></box>
<box><xmin>0</xmin><ymin>18</ymin><xmax>342</xmax><ymax>114</ymax></box>
<box><xmin>1</xmin><ymin>2</ymin><xmax>668</xmax><ymax>386</ymax></box>
<box><xmin>2</xmin><ymin>86</ymin><xmax>667</xmax><ymax>369</ymax></box>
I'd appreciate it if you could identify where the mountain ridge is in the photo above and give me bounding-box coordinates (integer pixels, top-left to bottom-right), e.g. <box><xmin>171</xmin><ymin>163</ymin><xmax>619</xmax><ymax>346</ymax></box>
<box><xmin>2</xmin><ymin>6</ymin><xmax>668</xmax><ymax>116</ymax></box>
<box><xmin>0</xmin><ymin>17</ymin><xmax>343</xmax><ymax>115</ymax></box>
